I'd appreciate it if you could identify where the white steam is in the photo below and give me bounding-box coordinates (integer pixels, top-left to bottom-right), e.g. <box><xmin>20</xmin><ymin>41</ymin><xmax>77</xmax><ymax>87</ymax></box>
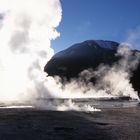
<box><xmin>125</xmin><ymin>26</ymin><xmax>140</xmax><ymax>50</ymax></box>
<box><xmin>0</xmin><ymin>0</ymin><xmax>61</xmax><ymax>101</ymax></box>
<box><xmin>43</xmin><ymin>44</ymin><xmax>140</xmax><ymax>101</ymax></box>
<box><xmin>34</xmin><ymin>99</ymin><xmax>101</xmax><ymax>112</ymax></box>
<box><xmin>0</xmin><ymin>0</ymin><xmax>100</xmax><ymax>112</ymax></box>
<box><xmin>0</xmin><ymin>0</ymin><xmax>139</xmax><ymax>112</ymax></box>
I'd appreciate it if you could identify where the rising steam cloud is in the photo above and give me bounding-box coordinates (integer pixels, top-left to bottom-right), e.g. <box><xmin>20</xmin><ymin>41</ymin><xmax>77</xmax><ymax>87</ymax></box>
<box><xmin>44</xmin><ymin>44</ymin><xmax>140</xmax><ymax>101</ymax></box>
<box><xmin>0</xmin><ymin>0</ymin><xmax>62</xmax><ymax>101</ymax></box>
<box><xmin>0</xmin><ymin>0</ymin><xmax>100</xmax><ymax>112</ymax></box>
<box><xmin>0</xmin><ymin>0</ymin><xmax>139</xmax><ymax>111</ymax></box>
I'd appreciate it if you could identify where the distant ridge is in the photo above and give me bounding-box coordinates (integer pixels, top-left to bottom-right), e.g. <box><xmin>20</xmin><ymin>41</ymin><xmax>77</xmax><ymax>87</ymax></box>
<box><xmin>44</xmin><ymin>40</ymin><xmax>140</xmax><ymax>94</ymax></box>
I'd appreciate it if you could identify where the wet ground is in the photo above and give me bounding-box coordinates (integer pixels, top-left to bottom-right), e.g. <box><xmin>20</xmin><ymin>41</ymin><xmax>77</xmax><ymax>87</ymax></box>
<box><xmin>0</xmin><ymin>104</ymin><xmax>140</xmax><ymax>140</ymax></box>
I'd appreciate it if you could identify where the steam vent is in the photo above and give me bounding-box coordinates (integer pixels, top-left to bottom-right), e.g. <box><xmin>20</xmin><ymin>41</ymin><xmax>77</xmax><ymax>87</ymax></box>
<box><xmin>44</xmin><ymin>40</ymin><xmax>140</xmax><ymax>95</ymax></box>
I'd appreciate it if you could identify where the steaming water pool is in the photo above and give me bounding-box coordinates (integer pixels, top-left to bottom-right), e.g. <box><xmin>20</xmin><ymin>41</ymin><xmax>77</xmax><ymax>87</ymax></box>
<box><xmin>0</xmin><ymin>98</ymin><xmax>140</xmax><ymax>140</ymax></box>
<box><xmin>36</xmin><ymin>98</ymin><xmax>140</xmax><ymax>108</ymax></box>
<box><xmin>0</xmin><ymin>97</ymin><xmax>139</xmax><ymax>110</ymax></box>
<box><xmin>75</xmin><ymin>98</ymin><xmax>140</xmax><ymax>109</ymax></box>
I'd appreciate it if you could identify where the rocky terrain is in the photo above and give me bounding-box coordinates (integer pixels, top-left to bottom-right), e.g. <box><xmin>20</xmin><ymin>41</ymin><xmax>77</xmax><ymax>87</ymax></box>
<box><xmin>0</xmin><ymin>106</ymin><xmax>140</xmax><ymax>140</ymax></box>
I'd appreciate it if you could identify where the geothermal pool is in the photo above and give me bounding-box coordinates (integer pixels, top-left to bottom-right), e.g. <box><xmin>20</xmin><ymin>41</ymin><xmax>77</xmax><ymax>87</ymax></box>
<box><xmin>0</xmin><ymin>99</ymin><xmax>140</xmax><ymax>140</ymax></box>
<box><xmin>0</xmin><ymin>97</ymin><xmax>139</xmax><ymax>110</ymax></box>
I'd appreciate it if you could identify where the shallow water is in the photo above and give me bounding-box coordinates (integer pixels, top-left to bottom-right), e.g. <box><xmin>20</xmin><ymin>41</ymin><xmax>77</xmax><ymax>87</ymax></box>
<box><xmin>0</xmin><ymin>97</ymin><xmax>139</xmax><ymax>110</ymax></box>
<box><xmin>0</xmin><ymin>98</ymin><xmax>140</xmax><ymax>140</ymax></box>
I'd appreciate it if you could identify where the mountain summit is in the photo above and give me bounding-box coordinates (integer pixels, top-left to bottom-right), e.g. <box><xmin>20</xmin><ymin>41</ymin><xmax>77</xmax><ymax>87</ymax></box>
<box><xmin>44</xmin><ymin>40</ymin><xmax>119</xmax><ymax>77</ymax></box>
<box><xmin>44</xmin><ymin>40</ymin><xmax>140</xmax><ymax>94</ymax></box>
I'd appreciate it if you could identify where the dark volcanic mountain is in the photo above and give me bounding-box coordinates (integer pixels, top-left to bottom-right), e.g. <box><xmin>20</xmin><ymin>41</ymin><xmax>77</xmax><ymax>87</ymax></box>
<box><xmin>44</xmin><ymin>40</ymin><xmax>140</xmax><ymax>94</ymax></box>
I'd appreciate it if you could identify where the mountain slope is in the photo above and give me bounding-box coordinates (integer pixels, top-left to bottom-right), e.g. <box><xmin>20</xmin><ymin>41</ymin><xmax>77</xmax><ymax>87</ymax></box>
<box><xmin>45</xmin><ymin>40</ymin><xmax>119</xmax><ymax>77</ymax></box>
<box><xmin>44</xmin><ymin>40</ymin><xmax>140</xmax><ymax>94</ymax></box>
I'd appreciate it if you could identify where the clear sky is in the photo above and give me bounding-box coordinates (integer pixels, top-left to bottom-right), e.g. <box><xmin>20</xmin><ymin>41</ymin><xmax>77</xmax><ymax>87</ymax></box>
<box><xmin>52</xmin><ymin>0</ymin><xmax>140</xmax><ymax>53</ymax></box>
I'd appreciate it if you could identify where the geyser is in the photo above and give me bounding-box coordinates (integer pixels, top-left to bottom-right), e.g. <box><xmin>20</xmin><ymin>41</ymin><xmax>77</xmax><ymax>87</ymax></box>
<box><xmin>0</xmin><ymin>0</ymin><xmax>100</xmax><ymax>112</ymax></box>
<box><xmin>0</xmin><ymin>0</ymin><xmax>62</xmax><ymax>102</ymax></box>
<box><xmin>0</xmin><ymin>0</ymin><xmax>139</xmax><ymax>111</ymax></box>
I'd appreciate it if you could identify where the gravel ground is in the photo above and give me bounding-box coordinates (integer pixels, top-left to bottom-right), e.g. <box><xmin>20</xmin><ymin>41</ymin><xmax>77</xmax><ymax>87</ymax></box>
<box><xmin>0</xmin><ymin>107</ymin><xmax>140</xmax><ymax>140</ymax></box>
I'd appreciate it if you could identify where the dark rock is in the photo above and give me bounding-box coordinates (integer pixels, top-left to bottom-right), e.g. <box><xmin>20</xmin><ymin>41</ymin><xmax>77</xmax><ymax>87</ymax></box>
<box><xmin>44</xmin><ymin>40</ymin><xmax>140</xmax><ymax>94</ymax></box>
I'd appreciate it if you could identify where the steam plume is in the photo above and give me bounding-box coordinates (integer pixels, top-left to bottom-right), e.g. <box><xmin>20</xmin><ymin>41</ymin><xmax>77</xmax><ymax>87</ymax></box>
<box><xmin>0</xmin><ymin>0</ymin><xmax>62</xmax><ymax>102</ymax></box>
<box><xmin>0</xmin><ymin>0</ymin><xmax>139</xmax><ymax>111</ymax></box>
<box><xmin>44</xmin><ymin>44</ymin><xmax>140</xmax><ymax>100</ymax></box>
<box><xmin>0</xmin><ymin>0</ymin><xmax>100</xmax><ymax>112</ymax></box>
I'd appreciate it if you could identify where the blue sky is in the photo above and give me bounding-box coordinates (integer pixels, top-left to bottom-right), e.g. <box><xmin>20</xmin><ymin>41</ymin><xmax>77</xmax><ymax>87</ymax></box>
<box><xmin>52</xmin><ymin>0</ymin><xmax>140</xmax><ymax>53</ymax></box>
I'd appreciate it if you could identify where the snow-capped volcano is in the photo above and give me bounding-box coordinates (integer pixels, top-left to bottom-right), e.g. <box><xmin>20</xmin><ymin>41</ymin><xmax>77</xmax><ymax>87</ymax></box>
<box><xmin>44</xmin><ymin>40</ymin><xmax>140</xmax><ymax>94</ymax></box>
<box><xmin>45</xmin><ymin>40</ymin><xmax>119</xmax><ymax>76</ymax></box>
<box><xmin>54</xmin><ymin>40</ymin><xmax>119</xmax><ymax>58</ymax></box>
